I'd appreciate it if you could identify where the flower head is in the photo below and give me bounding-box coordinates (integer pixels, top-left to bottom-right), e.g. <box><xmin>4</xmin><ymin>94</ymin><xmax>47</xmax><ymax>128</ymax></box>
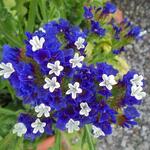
<box><xmin>102</xmin><ymin>2</ymin><xmax>116</xmax><ymax>14</ymax></box>
<box><xmin>29</xmin><ymin>36</ymin><xmax>45</xmax><ymax>52</ymax></box>
<box><xmin>79</xmin><ymin>102</ymin><xmax>91</xmax><ymax>117</ymax></box>
<box><xmin>65</xmin><ymin>119</ymin><xmax>80</xmax><ymax>133</ymax></box>
<box><xmin>74</xmin><ymin>37</ymin><xmax>85</xmax><ymax>50</ymax></box>
<box><xmin>47</xmin><ymin>61</ymin><xmax>64</xmax><ymax>76</ymax></box>
<box><xmin>43</xmin><ymin>77</ymin><xmax>60</xmax><ymax>92</ymax></box>
<box><xmin>92</xmin><ymin>125</ymin><xmax>105</xmax><ymax>138</ymax></box>
<box><xmin>130</xmin><ymin>74</ymin><xmax>144</xmax><ymax>86</ymax></box>
<box><xmin>83</xmin><ymin>6</ymin><xmax>93</xmax><ymax>19</ymax></box>
<box><xmin>99</xmin><ymin>74</ymin><xmax>117</xmax><ymax>90</ymax></box>
<box><xmin>0</xmin><ymin>62</ymin><xmax>15</xmax><ymax>79</ymax></box>
<box><xmin>131</xmin><ymin>85</ymin><xmax>146</xmax><ymax>100</ymax></box>
<box><xmin>13</xmin><ymin>122</ymin><xmax>27</xmax><ymax>137</ymax></box>
<box><xmin>66</xmin><ymin>82</ymin><xmax>82</xmax><ymax>99</ymax></box>
<box><xmin>69</xmin><ymin>53</ymin><xmax>84</xmax><ymax>68</ymax></box>
<box><xmin>31</xmin><ymin>118</ymin><xmax>46</xmax><ymax>134</ymax></box>
<box><xmin>35</xmin><ymin>103</ymin><xmax>51</xmax><ymax>118</ymax></box>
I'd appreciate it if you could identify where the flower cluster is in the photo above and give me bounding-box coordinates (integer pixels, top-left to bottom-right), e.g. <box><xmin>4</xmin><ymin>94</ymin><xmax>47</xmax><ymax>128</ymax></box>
<box><xmin>0</xmin><ymin>2</ymin><xmax>146</xmax><ymax>141</ymax></box>
<box><xmin>84</xmin><ymin>2</ymin><xmax>144</xmax><ymax>55</ymax></box>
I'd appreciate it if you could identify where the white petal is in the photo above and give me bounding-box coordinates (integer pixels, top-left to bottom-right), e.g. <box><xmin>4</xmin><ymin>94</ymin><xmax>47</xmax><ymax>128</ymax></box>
<box><xmin>106</xmin><ymin>84</ymin><xmax>112</xmax><ymax>90</ymax></box>
<box><xmin>66</xmin><ymin>90</ymin><xmax>71</xmax><ymax>95</ymax></box>
<box><xmin>72</xmin><ymin>92</ymin><xmax>77</xmax><ymax>99</ymax></box>
<box><xmin>43</xmin><ymin>83</ymin><xmax>49</xmax><ymax>89</ymax></box>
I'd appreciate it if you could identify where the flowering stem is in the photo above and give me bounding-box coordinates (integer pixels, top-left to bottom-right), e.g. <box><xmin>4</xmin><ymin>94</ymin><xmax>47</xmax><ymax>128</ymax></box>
<box><xmin>85</xmin><ymin>125</ymin><xmax>95</xmax><ymax>150</ymax></box>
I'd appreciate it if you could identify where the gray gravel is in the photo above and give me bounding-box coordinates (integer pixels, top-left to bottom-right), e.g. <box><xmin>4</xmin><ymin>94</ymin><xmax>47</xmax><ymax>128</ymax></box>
<box><xmin>97</xmin><ymin>0</ymin><xmax>150</xmax><ymax>150</ymax></box>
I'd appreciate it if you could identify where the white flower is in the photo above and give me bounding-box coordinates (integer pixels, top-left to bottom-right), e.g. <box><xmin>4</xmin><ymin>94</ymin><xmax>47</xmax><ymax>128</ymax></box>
<box><xmin>99</xmin><ymin>74</ymin><xmax>117</xmax><ymax>90</ymax></box>
<box><xmin>0</xmin><ymin>62</ymin><xmax>15</xmax><ymax>79</ymax></box>
<box><xmin>29</xmin><ymin>36</ymin><xmax>45</xmax><ymax>52</ymax></box>
<box><xmin>39</xmin><ymin>27</ymin><xmax>46</xmax><ymax>33</ymax></box>
<box><xmin>74</xmin><ymin>37</ymin><xmax>85</xmax><ymax>50</ymax></box>
<box><xmin>131</xmin><ymin>85</ymin><xmax>146</xmax><ymax>100</ymax></box>
<box><xmin>31</xmin><ymin>118</ymin><xmax>46</xmax><ymax>134</ymax></box>
<box><xmin>92</xmin><ymin>125</ymin><xmax>105</xmax><ymax>138</ymax></box>
<box><xmin>139</xmin><ymin>30</ymin><xmax>147</xmax><ymax>37</ymax></box>
<box><xmin>12</xmin><ymin>122</ymin><xmax>27</xmax><ymax>137</ymax></box>
<box><xmin>69</xmin><ymin>53</ymin><xmax>84</xmax><ymax>68</ymax></box>
<box><xmin>65</xmin><ymin>119</ymin><xmax>80</xmax><ymax>133</ymax></box>
<box><xmin>130</xmin><ymin>74</ymin><xmax>143</xmax><ymax>86</ymax></box>
<box><xmin>47</xmin><ymin>61</ymin><xmax>64</xmax><ymax>76</ymax></box>
<box><xmin>43</xmin><ymin>77</ymin><xmax>60</xmax><ymax>92</ymax></box>
<box><xmin>79</xmin><ymin>102</ymin><xmax>91</xmax><ymax>117</ymax></box>
<box><xmin>35</xmin><ymin>103</ymin><xmax>51</xmax><ymax>118</ymax></box>
<box><xmin>66</xmin><ymin>82</ymin><xmax>82</xmax><ymax>99</ymax></box>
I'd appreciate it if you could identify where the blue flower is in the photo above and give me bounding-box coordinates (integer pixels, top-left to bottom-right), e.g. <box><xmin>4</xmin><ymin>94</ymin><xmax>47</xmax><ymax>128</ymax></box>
<box><xmin>127</xmin><ymin>26</ymin><xmax>141</xmax><ymax>39</ymax></box>
<box><xmin>91</xmin><ymin>20</ymin><xmax>106</xmax><ymax>36</ymax></box>
<box><xmin>18</xmin><ymin>113</ymin><xmax>53</xmax><ymax>140</ymax></box>
<box><xmin>83</xmin><ymin>6</ymin><xmax>93</xmax><ymax>19</ymax></box>
<box><xmin>124</xmin><ymin>106</ymin><xmax>140</xmax><ymax>119</ymax></box>
<box><xmin>96</xmin><ymin>63</ymin><xmax>118</xmax><ymax>80</ymax></box>
<box><xmin>102</xmin><ymin>2</ymin><xmax>117</xmax><ymax>14</ymax></box>
<box><xmin>18</xmin><ymin>113</ymin><xmax>39</xmax><ymax>140</ymax></box>
<box><xmin>113</xmin><ymin>47</ymin><xmax>125</xmax><ymax>55</ymax></box>
<box><xmin>2</xmin><ymin>45</ymin><xmax>21</xmax><ymax>64</ymax></box>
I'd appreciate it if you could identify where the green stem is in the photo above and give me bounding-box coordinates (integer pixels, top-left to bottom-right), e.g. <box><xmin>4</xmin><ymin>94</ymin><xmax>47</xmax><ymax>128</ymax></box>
<box><xmin>85</xmin><ymin>125</ymin><xmax>95</xmax><ymax>150</ymax></box>
<box><xmin>53</xmin><ymin>129</ymin><xmax>61</xmax><ymax>150</ymax></box>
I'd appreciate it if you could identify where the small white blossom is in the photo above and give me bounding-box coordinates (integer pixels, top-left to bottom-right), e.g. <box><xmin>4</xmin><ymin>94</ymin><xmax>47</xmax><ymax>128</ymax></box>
<box><xmin>130</xmin><ymin>74</ymin><xmax>144</xmax><ymax>86</ymax></box>
<box><xmin>35</xmin><ymin>103</ymin><xmax>51</xmax><ymax>118</ymax></box>
<box><xmin>12</xmin><ymin>122</ymin><xmax>27</xmax><ymax>137</ymax></box>
<box><xmin>39</xmin><ymin>27</ymin><xmax>46</xmax><ymax>33</ymax></box>
<box><xmin>29</xmin><ymin>36</ymin><xmax>45</xmax><ymax>52</ymax></box>
<box><xmin>131</xmin><ymin>85</ymin><xmax>146</xmax><ymax>100</ymax></box>
<box><xmin>0</xmin><ymin>62</ymin><xmax>15</xmax><ymax>79</ymax></box>
<box><xmin>31</xmin><ymin>118</ymin><xmax>46</xmax><ymax>134</ymax></box>
<box><xmin>79</xmin><ymin>102</ymin><xmax>91</xmax><ymax>117</ymax></box>
<box><xmin>69</xmin><ymin>53</ymin><xmax>84</xmax><ymax>68</ymax></box>
<box><xmin>65</xmin><ymin>119</ymin><xmax>80</xmax><ymax>133</ymax></box>
<box><xmin>47</xmin><ymin>61</ymin><xmax>64</xmax><ymax>76</ymax></box>
<box><xmin>139</xmin><ymin>30</ymin><xmax>147</xmax><ymax>37</ymax></box>
<box><xmin>66</xmin><ymin>82</ymin><xmax>82</xmax><ymax>99</ymax></box>
<box><xmin>92</xmin><ymin>125</ymin><xmax>105</xmax><ymax>138</ymax></box>
<box><xmin>43</xmin><ymin>77</ymin><xmax>60</xmax><ymax>92</ymax></box>
<box><xmin>99</xmin><ymin>74</ymin><xmax>117</xmax><ymax>90</ymax></box>
<box><xmin>74</xmin><ymin>37</ymin><xmax>85</xmax><ymax>50</ymax></box>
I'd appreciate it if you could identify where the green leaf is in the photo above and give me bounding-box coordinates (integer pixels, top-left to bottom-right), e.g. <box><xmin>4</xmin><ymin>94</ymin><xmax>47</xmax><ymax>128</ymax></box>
<box><xmin>14</xmin><ymin>0</ymin><xmax>27</xmax><ymax>39</ymax></box>
<box><xmin>26</xmin><ymin>0</ymin><xmax>38</xmax><ymax>32</ymax></box>
<box><xmin>0</xmin><ymin>132</ymin><xmax>24</xmax><ymax>150</ymax></box>
<box><xmin>0</xmin><ymin>1</ymin><xmax>23</xmax><ymax>47</ymax></box>
<box><xmin>85</xmin><ymin>125</ymin><xmax>95</xmax><ymax>150</ymax></box>
<box><xmin>0</xmin><ymin>107</ymin><xmax>18</xmax><ymax>116</ymax></box>
<box><xmin>53</xmin><ymin>129</ymin><xmax>61</xmax><ymax>150</ymax></box>
<box><xmin>38</xmin><ymin>0</ymin><xmax>48</xmax><ymax>23</ymax></box>
<box><xmin>81</xmin><ymin>127</ymin><xmax>87</xmax><ymax>149</ymax></box>
<box><xmin>14</xmin><ymin>137</ymin><xmax>24</xmax><ymax>150</ymax></box>
<box><xmin>0</xmin><ymin>132</ymin><xmax>16</xmax><ymax>150</ymax></box>
<box><xmin>5</xmin><ymin>80</ymin><xmax>16</xmax><ymax>100</ymax></box>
